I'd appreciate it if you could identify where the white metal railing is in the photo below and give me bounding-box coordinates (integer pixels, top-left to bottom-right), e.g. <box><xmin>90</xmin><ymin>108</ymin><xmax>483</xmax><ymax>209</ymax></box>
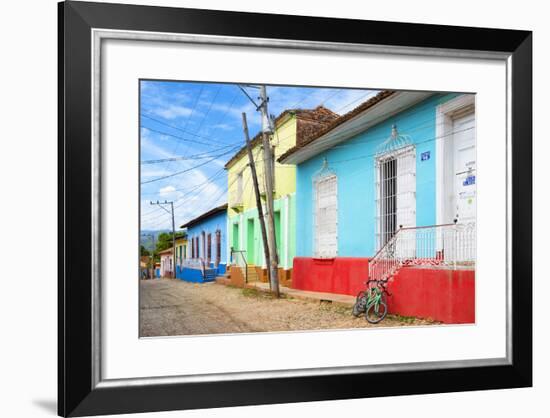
<box><xmin>184</xmin><ymin>257</ymin><xmax>213</xmax><ymax>277</ymax></box>
<box><xmin>231</xmin><ymin>249</ymin><xmax>249</xmax><ymax>282</ymax></box>
<box><xmin>183</xmin><ymin>258</ymin><xmax>204</xmax><ymax>269</ymax></box>
<box><xmin>369</xmin><ymin>222</ymin><xmax>476</xmax><ymax>283</ymax></box>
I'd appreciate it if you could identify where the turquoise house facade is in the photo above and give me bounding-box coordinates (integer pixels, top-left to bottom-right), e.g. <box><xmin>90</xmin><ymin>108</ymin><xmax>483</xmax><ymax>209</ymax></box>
<box><xmin>295</xmin><ymin>93</ymin><xmax>458</xmax><ymax>257</ymax></box>
<box><xmin>280</xmin><ymin>90</ymin><xmax>476</xmax><ymax>296</ymax></box>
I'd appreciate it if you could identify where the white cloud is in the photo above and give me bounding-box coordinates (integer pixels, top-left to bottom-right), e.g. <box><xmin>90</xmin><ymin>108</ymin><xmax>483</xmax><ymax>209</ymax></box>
<box><xmin>140</xmin><ymin>166</ymin><xmax>227</xmax><ymax>231</ymax></box>
<box><xmin>159</xmin><ymin>185</ymin><xmax>176</xmax><ymax>197</ymax></box>
<box><xmin>140</xmin><ymin>168</ymin><xmax>171</xmax><ymax>179</ymax></box>
<box><xmin>140</xmin><ymin>129</ymin><xmax>174</xmax><ymax>159</ymax></box>
<box><xmin>151</xmin><ymin>105</ymin><xmax>196</xmax><ymax>120</ymax></box>
<box><xmin>212</xmin><ymin>123</ymin><xmax>234</xmax><ymax>131</ymax></box>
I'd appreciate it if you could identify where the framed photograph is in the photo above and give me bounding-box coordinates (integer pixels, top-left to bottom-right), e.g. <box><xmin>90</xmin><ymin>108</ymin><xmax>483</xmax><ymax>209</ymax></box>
<box><xmin>58</xmin><ymin>1</ymin><xmax>532</xmax><ymax>416</ymax></box>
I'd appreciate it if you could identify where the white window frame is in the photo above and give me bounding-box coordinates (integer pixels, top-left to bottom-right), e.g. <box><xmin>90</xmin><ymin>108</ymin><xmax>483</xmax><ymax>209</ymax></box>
<box><xmin>314</xmin><ymin>173</ymin><xmax>338</xmax><ymax>258</ymax></box>
<box><xmin>375</xmin><ymin>145</ymin><xmax>416</xmax><ymax>251</ymax></box>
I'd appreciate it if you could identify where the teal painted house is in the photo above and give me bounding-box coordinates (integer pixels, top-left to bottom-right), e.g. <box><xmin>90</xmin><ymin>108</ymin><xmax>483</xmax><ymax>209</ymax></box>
<box><xmin>279</xmin><ymin>90</ymin><xmax>476</xmax><ymax>301</ymax></box>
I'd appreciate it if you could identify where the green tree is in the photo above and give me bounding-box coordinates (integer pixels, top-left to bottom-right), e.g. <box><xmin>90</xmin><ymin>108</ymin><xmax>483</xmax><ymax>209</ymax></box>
<box><xmin>140</xmin><ymin>245</ymin><xmax>150</xmax><ymax>257</ymax></box>
<box><xmin>155</xmin><ymin>232</ymin><xmax>187</xmax><ymax>252</ymax></box>
<box><xmin>155</xmin><ymin>232</ymin><xmax>173</xmax><ymax>253</ymax></box>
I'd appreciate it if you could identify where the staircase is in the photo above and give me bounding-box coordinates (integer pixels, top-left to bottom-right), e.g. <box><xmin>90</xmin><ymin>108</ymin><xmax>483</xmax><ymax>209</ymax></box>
<box><xmin>203</xmin><ymin>268</ymin><xmax>217</xmax><ymax>282</ymax></box>
<box><xmin>245</xmin><ymin>265</ymin><xmax>259</xmax><ymax>282</ymax></box>
<box><xmin>369</xmin><ymin>222</ymin><xmax>476</xmax><ymax>283</ymax></box>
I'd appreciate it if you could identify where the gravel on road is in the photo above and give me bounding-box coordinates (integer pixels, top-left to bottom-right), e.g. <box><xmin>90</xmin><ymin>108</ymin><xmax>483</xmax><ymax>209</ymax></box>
<box><xmin>140</xmin><ymin>278</ymin><xmax>436</xmax><ymax>337</ymax></box>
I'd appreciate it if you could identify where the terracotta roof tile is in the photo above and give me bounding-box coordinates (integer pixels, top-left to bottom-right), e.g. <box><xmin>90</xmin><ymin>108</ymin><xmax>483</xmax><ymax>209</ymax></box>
<box><xmin>224</xmin><ymin>106</ymin><xmax>338</xmax><ymax>169</ymax></box>
<box><xmin>278</xmin><ymin>90</ymin><xmax>395</xmax><ymax>162</ymax></box>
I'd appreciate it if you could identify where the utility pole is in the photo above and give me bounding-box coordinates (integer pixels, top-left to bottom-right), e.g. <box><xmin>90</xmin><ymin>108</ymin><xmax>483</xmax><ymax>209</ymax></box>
<box><xmin>149</xmin><ymin>233</ymin><xmax>156</xmax><ymax>279</ymax></box>
<box><xmin>150</xmin><ymin>200</ymin><xmax>176</xmax><ymax>278</ymax></box>
<box><xmin>142</xmin><ymin>233</ymin><xmax>156</xmax><ymax>279</ymax></box>
<box><xmin>241</xmin><ymin>112</ymin><xmax>271</xmax><ymax>287</ymax></box>
<box><xmin>258</xmin><ymin>85</ymin><xmax>280</xmax><ymax>297</ymax></box>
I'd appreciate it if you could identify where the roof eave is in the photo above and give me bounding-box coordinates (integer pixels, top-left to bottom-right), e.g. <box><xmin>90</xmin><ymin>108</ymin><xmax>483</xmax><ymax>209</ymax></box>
<box><xmin>224</xmin><ymin>111</ymin><xmax>298</xmax><ymax>170</ymax></box>
<box><xmin>178</xmin><ymin>203</ymin><xmax>228</xmax><ymax>229</ymax></box>
<box><xmin>280</xmin><ymin>91</ymin><xmax>435</xmax><ymax>165</ymax></box>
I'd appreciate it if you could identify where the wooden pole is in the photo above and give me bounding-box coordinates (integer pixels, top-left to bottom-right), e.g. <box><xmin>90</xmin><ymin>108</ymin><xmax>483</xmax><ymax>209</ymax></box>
<box><xmin>241</xmin><ymin>112</ymin><xmax>271</xmax><ymax>287</ymax></box>
<box><xmin>170</xmin><ymin>201</ymin><xmax>176</xmax><ymax>279</ymax></box>
<box><xmin>259</xmin><ymin>86</ymin><xmax>280</xmax><ymax>297</ymax></box>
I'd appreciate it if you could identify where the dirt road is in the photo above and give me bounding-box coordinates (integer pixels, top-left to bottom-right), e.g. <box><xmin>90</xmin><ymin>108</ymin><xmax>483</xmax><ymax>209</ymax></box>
<box><xmin>140</xmin><ymin>279</ymin><xmax>434</xmax><ymax>337</ymax></box>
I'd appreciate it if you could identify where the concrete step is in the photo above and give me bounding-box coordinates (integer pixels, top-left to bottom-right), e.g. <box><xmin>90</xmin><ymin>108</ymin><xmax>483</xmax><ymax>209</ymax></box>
<box><xmin>215</xmin><ymin>277</ymin><xmax>231</xmax><ymax>286</ymax></box>
<box><xmin>245</xmin><ymin>282</ymin><xmax>356</xmax><ymax>307</ymax></box>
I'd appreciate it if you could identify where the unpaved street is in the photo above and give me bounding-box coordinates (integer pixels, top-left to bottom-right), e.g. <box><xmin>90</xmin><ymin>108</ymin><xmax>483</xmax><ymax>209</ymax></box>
<box><xmin>140</xmin><ymin>279</ymin><xmax>435</xmax><ymax>337</ymax></box>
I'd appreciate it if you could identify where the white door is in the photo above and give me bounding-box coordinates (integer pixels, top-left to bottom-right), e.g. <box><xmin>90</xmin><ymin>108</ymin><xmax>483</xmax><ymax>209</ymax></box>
<box><xmin>452</xmin><ymin>112</ymin><xmax>476</xmax><ymax>224</ymax></box>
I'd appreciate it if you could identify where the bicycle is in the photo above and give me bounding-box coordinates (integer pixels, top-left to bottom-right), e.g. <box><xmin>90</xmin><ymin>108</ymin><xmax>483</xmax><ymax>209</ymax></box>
<box><xmin>352</xmin><ymin>279</ymin><xmax>391</xmax><ymax>324</ymax></box>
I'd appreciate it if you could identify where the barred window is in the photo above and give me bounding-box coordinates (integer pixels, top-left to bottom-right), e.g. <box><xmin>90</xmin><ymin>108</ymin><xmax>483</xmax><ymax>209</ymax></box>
<box><xmin>207</xmin><ymin>233</ymin><xmax>212</xmax><ymax>264</ymax></box>
<box><xmin>215</xmin><ymin>230</ymin><xmax>221</xmax><ymax>266</ymax></box>
<box><xmin>314</xmin><ymin>174</ymin><xmax>338</xmax><ymax>258</ymax></box>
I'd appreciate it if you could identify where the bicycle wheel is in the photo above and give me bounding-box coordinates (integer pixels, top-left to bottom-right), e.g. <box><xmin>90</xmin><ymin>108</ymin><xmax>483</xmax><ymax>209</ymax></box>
<box><xmin>352</xmin><ymin>291</ymin><xmax>367</xmax><ymax>317</ymax></box>
<box><xmin>365</xmin><ymin>300</ymin><xmax>388</xmax><ymax>324</ymax></box>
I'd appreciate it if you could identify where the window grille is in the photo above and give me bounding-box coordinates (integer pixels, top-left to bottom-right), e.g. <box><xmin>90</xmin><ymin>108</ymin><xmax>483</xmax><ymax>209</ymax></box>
<box><xmin>378</xmin><ymin>156</ymin><xmax>397</xmax><ymax>247</ymax></box>
<box><xmin>201</xmin><ymin>231</ymin><xmax>206</xmax><ymax>259</ymax></box>
<box><xmin>196</xmin><ymin>237</ymin><xmax>199</xmax><ymax>258</ymax></box>
<box><xmin>207</xmin><ymin>233</ymin><xmax>212</xmax><ymax>264</ymax></box>
<box><xmin>375</xmin><ymin>125</ymin><xmax>416</xmax><ymax>251</ymax></box>
<box><xmin>215</xmin><ymin>230</ymin><xmax>221</xmax><ymax>266</ymax></box>
<box><xmin>313</xmin><ymin>158</ymin><xmax>338</xmax><ymax>258</ymax></box>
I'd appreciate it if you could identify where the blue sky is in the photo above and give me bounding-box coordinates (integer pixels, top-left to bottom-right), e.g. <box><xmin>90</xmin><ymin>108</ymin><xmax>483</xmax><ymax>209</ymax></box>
<box><xmin>140</xmin><ymin>80</ymin><xmax>377</xmax><ymax>231</ymax></box>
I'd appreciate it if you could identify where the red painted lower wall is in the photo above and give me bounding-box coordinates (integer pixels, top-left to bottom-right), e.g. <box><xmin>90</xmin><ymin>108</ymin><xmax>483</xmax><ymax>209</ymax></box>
<box><xmin>292</xmin><ymin>257</ymin><xmax>369</xmax><ymax>296</ymax></box>
<box><xmin>387</xmin><ymin>267</ymin><xmax>475</xmax><ymax>324</ymax></box>
<box><xmin>292</xmin><ymin>257</ymin><xmax>475</xmax><ymax>324</ymax></box>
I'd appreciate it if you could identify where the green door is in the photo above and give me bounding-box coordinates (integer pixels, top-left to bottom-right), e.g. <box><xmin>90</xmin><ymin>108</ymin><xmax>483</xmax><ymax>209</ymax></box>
<box><xmin>247</xmin><ymin>218</ymin><xmax>255</xmax><ymax>263</ymax></box>
<box><xmin>232</xmin><ymin>222</ymin><xmax>240</xmax><ymax>251</ymax></box>
<box><xmin>274</xmin><ymin>211</ymin><xmax>281</xmax><ymax>257</ymax></box>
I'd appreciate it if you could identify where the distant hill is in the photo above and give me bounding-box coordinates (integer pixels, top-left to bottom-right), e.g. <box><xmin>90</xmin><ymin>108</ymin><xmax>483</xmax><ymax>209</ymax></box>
<box><xmin>140</xmin><ymin>229</ymin><xmax>187</xmax><ymax>252</ymax></box>
<box><xmin>139</xmin><ymin>230</ymin><xmax>169</xmax><ymax>252</ymax></box>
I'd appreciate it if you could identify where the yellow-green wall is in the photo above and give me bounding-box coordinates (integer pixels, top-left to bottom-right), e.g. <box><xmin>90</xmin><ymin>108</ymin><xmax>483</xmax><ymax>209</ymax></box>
<box><xmin>174</xmin><ymin>238</ymin><xmax>187</xmax><ymax>267</ymax></box>
<box><xmin>227</xmin><ymin>114</ymin><xmax>297</xmax><ymax>217</ymax></box>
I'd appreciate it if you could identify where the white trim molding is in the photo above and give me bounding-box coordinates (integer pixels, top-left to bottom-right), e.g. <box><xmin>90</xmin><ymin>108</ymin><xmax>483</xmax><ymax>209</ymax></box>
<box><xmin>435</xmin><ymin>94</ymin><xmax>476</xmax><ymax>227</ymax></box>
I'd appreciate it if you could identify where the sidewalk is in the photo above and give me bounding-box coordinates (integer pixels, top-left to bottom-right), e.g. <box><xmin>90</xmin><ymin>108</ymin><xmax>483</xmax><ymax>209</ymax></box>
<box><xmin>243</xmin><ymin>281</ymin><xmax>356</xmax><ymax>306</ymax></box>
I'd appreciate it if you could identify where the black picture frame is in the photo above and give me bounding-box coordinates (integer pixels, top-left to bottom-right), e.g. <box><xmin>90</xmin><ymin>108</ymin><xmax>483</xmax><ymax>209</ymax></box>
<box><xmin>58</xmin><ymin>1</ymin><xmax>532</xmax><ymax>416</ymax></box>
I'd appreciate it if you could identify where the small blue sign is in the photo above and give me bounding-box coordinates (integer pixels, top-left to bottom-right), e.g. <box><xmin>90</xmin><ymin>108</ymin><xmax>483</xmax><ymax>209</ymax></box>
<box><xmin>463</xmin><ymin>175</ymin><xmax>476</xmax><ymax>186</ymax></box>
<box><xmin>421</xmin><ymin>151</ymin><xmax>430</xmax><ymax>161</ymax></box>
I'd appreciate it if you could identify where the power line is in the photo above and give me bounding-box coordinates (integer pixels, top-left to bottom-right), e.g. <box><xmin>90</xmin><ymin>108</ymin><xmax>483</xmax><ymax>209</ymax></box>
<box><xmin>140</xmin><ymin>168</ymin><xmax>225</xmax><ymax>200</ymax></box>
<box><xmin>164</xmin><ymin>85</ymin><xmax>212</xmax><ymax>174</ymax></box>
<box><xmin>141</xmin><ymin>114</ymin><xmax>236</xmax><ymax>146</ymax></box>
<box><xmin>141</xmin><ymin>168</ymin><xmax>229</xmax><ymax>224</ymax></box>
<box><xmin>193</xmin><ymin>85</ymin><xmax>223</xmax><ymax>136</ymax></box>
<box><xmin>326</xmin><ymin>125</ymin><xmax>475</xmax><ymax>166</ymax></box>
<box><xmin>141</xmin><ymin>125</ymin><xmax>229</xmax><ymax>148</ymax></box>
<box><xmin>145</xmin><ymin>173</ymin><xmax>231</xmax><ymax>230</ymax></box>
<box><xmin>141</xmin><ymin>148</ymin><xmax>236</xmax><ymax>184</ymax></box>
<box><xmin>140</xmin><ymin>146</ymin><xmax>236</xmax><ymax>164</ymax></box>
<box><xmin>149</xmin><ymin>200</ymin><xmax>176</xmax><ymax>278</ymax></box>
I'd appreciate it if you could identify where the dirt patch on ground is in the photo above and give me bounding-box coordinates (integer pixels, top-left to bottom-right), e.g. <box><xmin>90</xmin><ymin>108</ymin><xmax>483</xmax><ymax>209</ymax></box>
<box><xmin>140</xmin><ymin>279</ymin><xmax>436</xmax><ymax>337</ymax></box>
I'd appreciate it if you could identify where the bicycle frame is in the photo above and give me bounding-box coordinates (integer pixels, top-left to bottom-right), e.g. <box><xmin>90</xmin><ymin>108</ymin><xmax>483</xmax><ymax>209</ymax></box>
<box><xmin>365</xmin><ymin>285</ymin><xmax>384</xmax><ymax>314</ymax></box>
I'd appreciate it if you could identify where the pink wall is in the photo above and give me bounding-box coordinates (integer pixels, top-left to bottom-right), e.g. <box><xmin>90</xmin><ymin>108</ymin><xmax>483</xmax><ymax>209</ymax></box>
<box><xmin>292</xmin><ymin>257</ymin><xmax>475</xmax><ymax>324</ymax></box>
